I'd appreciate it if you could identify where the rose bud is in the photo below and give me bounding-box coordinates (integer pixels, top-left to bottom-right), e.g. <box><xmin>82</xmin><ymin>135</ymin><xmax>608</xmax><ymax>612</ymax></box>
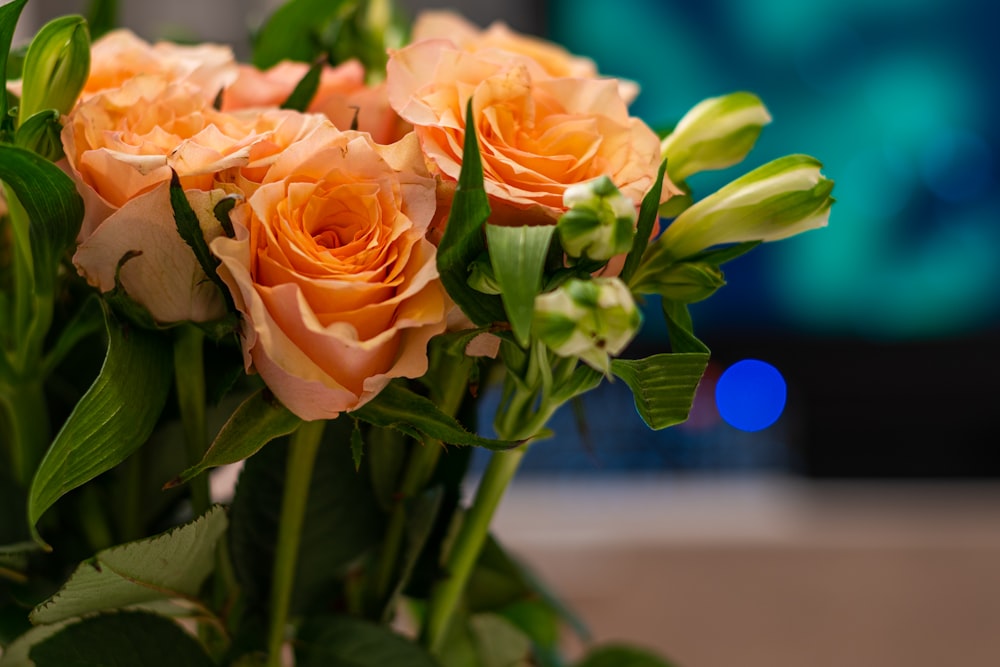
<box><xmin>18</xmin><ymin>15</ymin><xmax>90</xmax><ymax>125</ymax></box>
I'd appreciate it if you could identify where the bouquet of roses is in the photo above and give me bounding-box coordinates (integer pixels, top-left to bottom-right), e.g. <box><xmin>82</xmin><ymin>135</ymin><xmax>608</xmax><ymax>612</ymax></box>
<box><xmin>0</xmin><ymin>0</ymin><xmax>833</xmax><ymax>664</ymax></box>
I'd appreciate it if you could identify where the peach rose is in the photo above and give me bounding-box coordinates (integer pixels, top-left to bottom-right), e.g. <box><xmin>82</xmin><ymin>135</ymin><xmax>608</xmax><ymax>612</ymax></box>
<box><xmin>386</xmin><ymin>39</ymin><xmax>674</xmax><ymax>224</ymax></box>
<box><xmin>221</xmin><ymin>60</ymin><xmax>410</xmax><ymax>144</ymax></box>
<box><xmin>63</xmin><ymin>73</ymin><xmax>328</xmax><ymax>323</ymax></box>
<box><xmin>211</xmin><ymin>126</ymin><xmax>449</xmax><ymax>420</ymax></box>
<box><xmin>411</xmin><ymin>11</ymin><xmax>638</xmax><ymax>104</ymax></box>
<box><xmin>83</xmin><ymin>29</ymin><xmax>237</xmax><ymax>101</ymax></box>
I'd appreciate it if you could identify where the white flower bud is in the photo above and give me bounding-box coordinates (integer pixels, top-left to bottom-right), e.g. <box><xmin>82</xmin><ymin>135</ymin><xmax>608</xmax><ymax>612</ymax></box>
<box><xmin>660</xmin><ymin>92</ymin><xmax>771</xmax><ymax>183</ymax></box>
<box><xmin>533</xmin><ymin>277</ymin><xmax>641</xmax><ymax>374</ymax></box>
<box><xmin>648</xmin><ymin>154</ymin><xmax>833</xmax><ymax>263</ymax></box>
<box><xmin>557</xmin><ymin>176</ymin><xmax>636</xmax><ymax>262</ymax></box>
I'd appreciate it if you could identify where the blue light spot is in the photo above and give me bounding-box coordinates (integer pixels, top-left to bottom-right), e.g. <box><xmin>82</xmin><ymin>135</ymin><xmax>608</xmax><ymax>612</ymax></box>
<box><xmin>715</xmin><ymin>360</ymin><xmax>787</xmax><ymax>432</ymax></box>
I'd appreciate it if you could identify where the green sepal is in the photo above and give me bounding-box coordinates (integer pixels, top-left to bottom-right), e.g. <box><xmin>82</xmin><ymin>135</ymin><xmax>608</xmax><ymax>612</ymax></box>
<box><xmin>485</xmin><ymin>223</ymin><xmax>555</xmax><ymax>347</ymax></box>
<box><xmin>27</xmin><ymin>303</ymin><xmax>172</xmax><ymax>547</ymax></box>
<box><xmin>435</xmin><ymin>99</ymin><xmax>506</xmax><ymax>326</ymax></box>
<box><xmin>213</xmin><ymin>194</ymin><xmax>239</xmax><ymax>238</ymax></box>
<box><xmin>685</xmin><ymin>239</ymin><xmax>761</xmax><ymax>265</ymax></box>
<box><xmin>30</xmin><ymin>506</ymin><xmax>227</xmax><ymax>624</ymax></box>
<box><xmin>610</xmin><ymin>353</ymin><xmax>709</xmax><ymax>430</ymax></box>
<box><xmin>166</xmin><ymin>386</ymin><xmax>303</xmax><ymax>487</ymax></box>
<box><xmin>353</xmin><ymin>381</ymin><xmax>520</xmax><ymax>450</ymax></box>
<box><xmin>281</xmin><ymin>57</ymin><xmax>324</xmax><ymax>111</ymax></box>
<box><xmin>350</xmin><ymin>418</ymin><xmax>364</xmax><ymax>471</ymax></box>
<box><xmin>619</xmin><ymin>158</ymin><xmax>667</xmax><ymax>284</ymax></box>
<box><xmin>169</xmin><ymin>170</ymin><xmax>228</xmax><ymax>300</ymax></box>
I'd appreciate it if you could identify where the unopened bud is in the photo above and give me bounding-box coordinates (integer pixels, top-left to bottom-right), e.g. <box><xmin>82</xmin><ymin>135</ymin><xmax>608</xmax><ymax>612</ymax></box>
<box><xmin>660</xmin><ymin>92</ymin><xmax>771</xmax><ymax>183</ymax></box>
<box><xmin>14</xmin><ymin>109</ymin><xmax>64</xmax><ymax>161</ymax></box>
<box><xmin>646</xmin><ymin>154</ymin><xmax>833</xmax><ymax>263</ymax></box>
<box><xmin>18</xmin><ymin>15</ymin><xmax>91</xmax><ymax>125</ymax></box>
<box><xmin>558</xmin><ymin>176</ymin><xmax>636</xmax><ymax>263</ymax></box>
<box><xmin>533</xmin><ymin>277</ymin><xmax>641</xmax><ymax>374</ymax></box>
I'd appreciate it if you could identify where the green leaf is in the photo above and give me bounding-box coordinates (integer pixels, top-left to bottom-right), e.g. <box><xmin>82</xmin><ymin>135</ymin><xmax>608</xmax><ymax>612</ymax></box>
<box><xmin>29</xmin><ymin>611</ymin><xmax>214</xmax><ymax>667</ymax></box>
<box><xmin>229</xmin><ymin>417</ymin><xmax>385</xmax><ymax>618</ymax></box>
<box><xmin>252</xmin><ymin>0</ymin><xmax>350</xmax><ymax>69</ymax></box>
<box><xmin>620</xmin><ymin>159</ymin><xmax>667</xmax><ymax>284</ymax></box>
<box><xmin>296</xmin><ymin>616</ymin><xmax>440</xmax><ymax>667</ymax></box>
<box><xmin>353</xmin><ymin>381</ymin><xmax>519</xmax><ymax>450</ymax></box>
<box><xmin>167</xmin><ymin>387</ymin><xmax>303</xmax><ymax>486</ymax></box>
<box><xmin>661</xmin><ymin>299</ymin><xmax>709</xmax><ymax>354</ymax></box>
<box><xmin>486</xmin><ymin>224</ymin><xmax>555</xmax><ymax>347</ymax></box>
<box><xmin>435</xmin><ymin>100</ymin><xmax>506</xmax><ymax>326</ymax></box>
<box><xmin>575</xmin><ymin>644</ymin><xmax>679</xmax><ymax>667</ymax></box>
<box><xmin>281</xmin><ymin>57</ymin><xmax>324</xmax><ymax>111</ymax></box>
<box><xmin>611</xmin><ymin>353</ymin><xmax>709</xmax><ymax>430</ymax></box>
<box><xmin>0</xmin><ymin>0</ymin><xmax>28</xmax><ymax>129</ymax></box>
<box><xmin>29</xmin><ymin>506</ymin><xmax>227</xmax><ymax>624</ymax></box>
<box><xmin>0</xmin><ymin>145</ymin><xmax>85</xmax><ymax>295</ymax></box>
<box><xmin>28</xmin><ymin>305</ymin><xmax>172</xmax><ymax>546</ymax></box>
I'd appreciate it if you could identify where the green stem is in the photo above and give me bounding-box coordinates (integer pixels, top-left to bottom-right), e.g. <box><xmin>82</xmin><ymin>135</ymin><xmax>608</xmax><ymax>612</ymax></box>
<box><xmin>368</xmin><ymin>438</ymin><xmax>442</xmax><ymax>616</ymax></box>
<box><xmin>0</xmin><ymin>379</ymin><xmax>50</xmax><ymax>487</ymax></box>
<box><xmin>266</xmin><ymin>419</ymin><xmax>325</xmax><ymax>667</ymax></box>
<box><xmin>174</xmin><ymin>325</ymin><xmax>210</xmax><ymax>516</ymax></box>
<box><xmin>421</xmin><ymin>444</ymin><xmax>528</xmax><ymax>654</ymax></box>
<box><xmin>119</xmin><ymin>450</ymin><xmax>143</xmax><ymax>542</ymax></box>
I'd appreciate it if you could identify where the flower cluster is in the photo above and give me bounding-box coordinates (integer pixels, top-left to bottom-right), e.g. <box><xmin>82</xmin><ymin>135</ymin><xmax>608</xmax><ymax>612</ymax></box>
<box><xmin>0</xmin><ymin>3</ymin><xmax>834</xmax><ymax>665</ymax></box>
<box><xmin>44</xmin><ymin>11</ymin><xmax>700</xmax><ymax>422</ymax></box>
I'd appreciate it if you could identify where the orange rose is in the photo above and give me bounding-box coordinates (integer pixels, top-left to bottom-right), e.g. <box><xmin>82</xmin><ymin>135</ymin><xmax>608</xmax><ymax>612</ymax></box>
<box><xmin>221</xmin><ymin>60</ymin><xmax>410</xmax><ymax>144</ymax></box>
<box><xmin>211</xmin><ymin>126</ymin><xmax>448</xmax><ymax>420</ymax></box>
<box><xmin>411</xmin><ymin>11</ymin><xmax>638</xmax><ymax>104</ymax></box>
<box><xmin>83</xmin><ymin>29</ymin><xmax>236</xmax><ymax>101</ymax></box>
<box><xmin>63</xmin><ymin>74</ymin><xmax>328</xmax><ymax>323</ymax></box>
<box><xmin>386</xmin><ymin>39</ymin><xmax>673</xmax><ymax>224</ymax></box>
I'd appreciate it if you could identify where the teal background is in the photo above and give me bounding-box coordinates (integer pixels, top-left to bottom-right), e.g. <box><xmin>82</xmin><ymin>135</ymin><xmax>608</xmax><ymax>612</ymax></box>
<box><xmin>552</xmin><ymin>0</ymin><xmax>999</xmax><ymax>340</ymax></box>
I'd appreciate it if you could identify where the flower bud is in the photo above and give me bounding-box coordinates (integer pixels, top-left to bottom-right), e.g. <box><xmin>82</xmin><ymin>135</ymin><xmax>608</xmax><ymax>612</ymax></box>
<box><xmin>18</xmin><ymin>15</ymin><xmax>91</xmax><ymax>125</ymax></box>
<box><xmin>533</xmin><ymin>277</ymin><xmax>641</xmax><ymax>374</ymax></box>
<box><xmin>557</xmin><ymin>176</ymin><xmax>636</xmax><ymax>262</ymax></box>
<box><xmin>660</xmin><ymin>92</ymin><xmax>771</xmax><ymax>183</ymax></box>
<box><xmin>632</xmin><ymin>261</ymin><xmax>725</xmax><ymax>302</ymax></box>
<box><xmin>467</xmin><ymin>253</ymin><xmax>502</xmax><ymax>295</ymax></box>
<box><xmin>648</xmin><ymin>154</ymin><xmax>833</xmax><ymax>263</ymax></box>
<box><xmin>14</xmin><ymin>109</ymin><xmax>64</xmax><ymax>161</ymax></box>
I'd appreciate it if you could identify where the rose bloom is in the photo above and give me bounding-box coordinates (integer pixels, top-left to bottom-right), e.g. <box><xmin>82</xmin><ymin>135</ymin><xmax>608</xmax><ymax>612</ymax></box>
<box><xmin>211</xmin><ymin>125</ymin><xmax>449</xmax><ymax>420</ymax></box>
<box><xmin>411</xmin><ymin>11</ymin><xmax>639</xmax><ymax>104</ymax></box>
<box><xmin>63</xmin><ymin>74</ymin><xmax>327</xmax><ymax>323</ymax></box>
<box><xmin>221</xmin><ymin>60</ymin><xmax>410</xmax><ymax>145</ymax></box>
<box><xmin>386</xmin><ymin>37</ymin><xmax>674</xmax><ymax>226</ymax></box>
<box><xmin>82</xmin><ymin>29</ymin><xmax>236</xmax><ymax>101</ymax></box>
